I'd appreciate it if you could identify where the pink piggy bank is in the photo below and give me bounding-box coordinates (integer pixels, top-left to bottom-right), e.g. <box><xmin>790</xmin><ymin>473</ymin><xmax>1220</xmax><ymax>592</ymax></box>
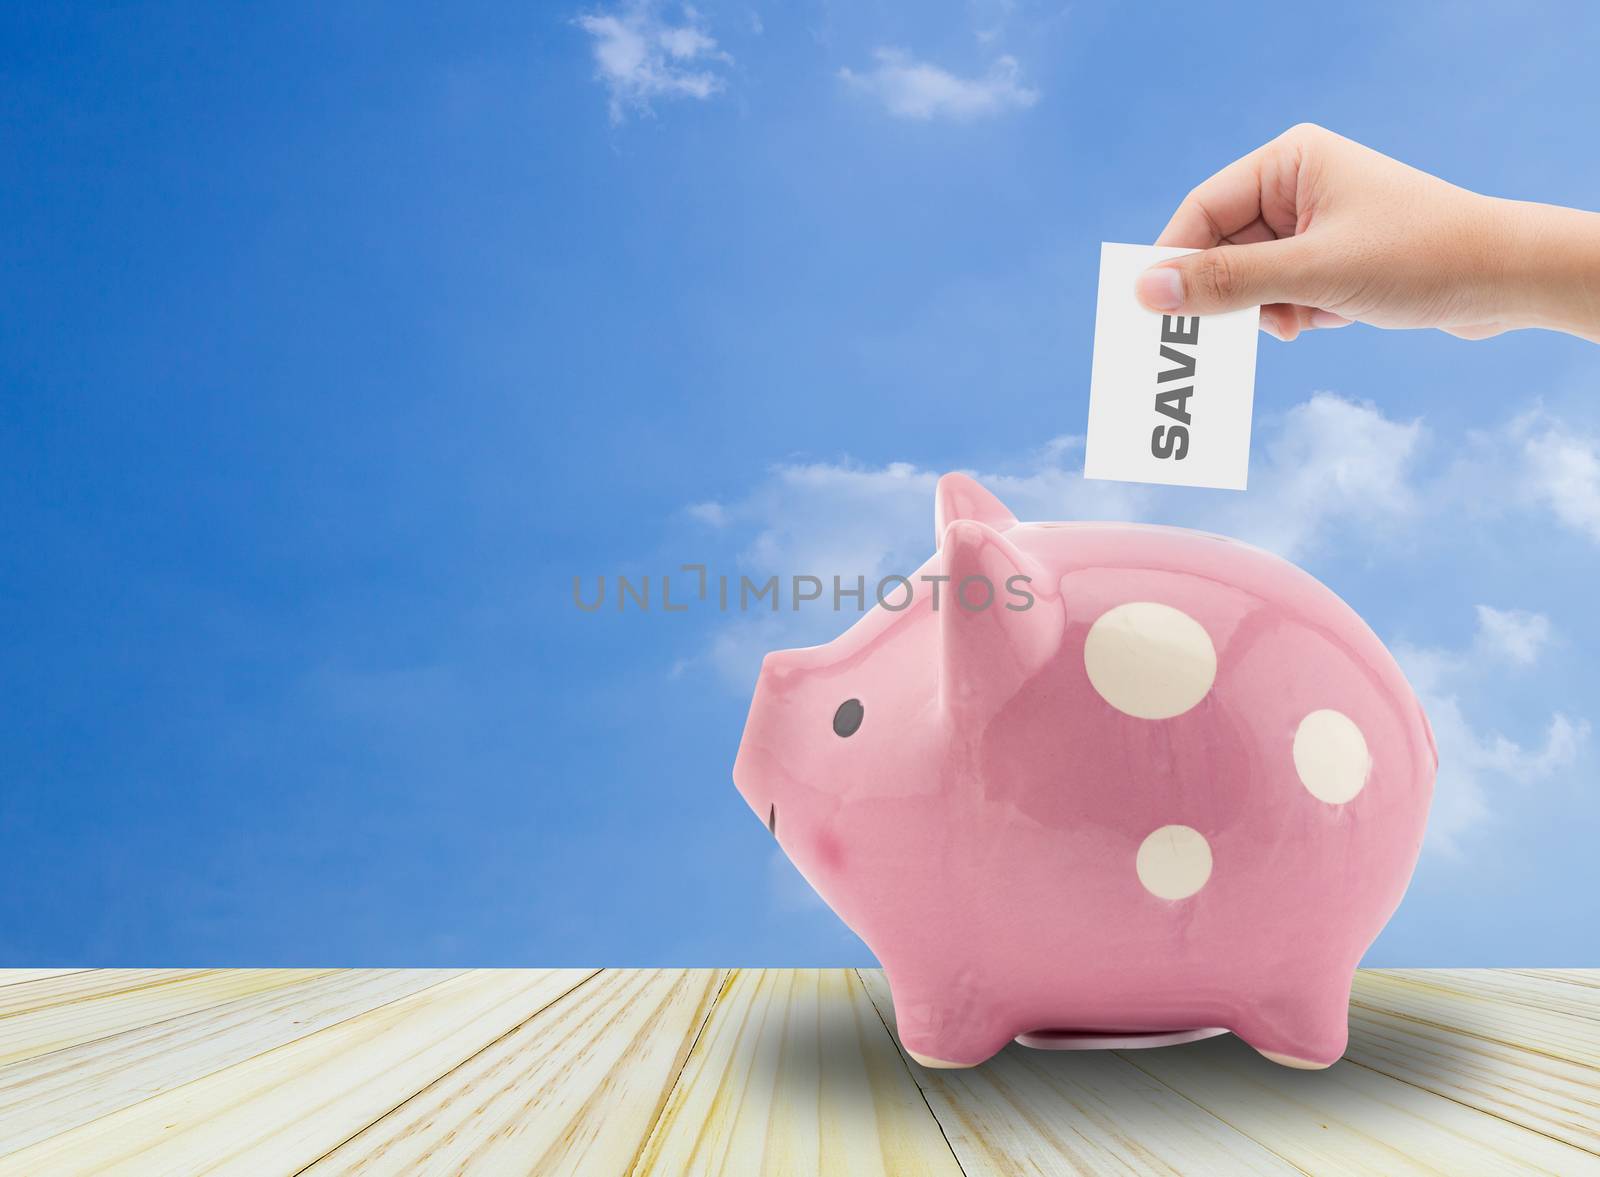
<box><xmin>733</xmin><ymin>473</ymin><xmax>1435</xmax><ymax>1069</ymax></box>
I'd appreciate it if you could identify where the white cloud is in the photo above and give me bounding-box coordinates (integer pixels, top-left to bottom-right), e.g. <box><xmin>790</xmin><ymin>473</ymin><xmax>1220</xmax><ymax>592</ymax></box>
<box><xmin>685</xmin><ymin>500</ymin><xmax>728</xmax><ymax>527</ymax></box>
<box><xmin>1473</xmin><ymin>604</ymin><xmax>1551</xmax><ymax>666</ymax></box>
<box><xmin>971</xmin><ymin>0</ymin><xmax>1019</xmax><ymax>45</ymax></box>
<box><xmin>1217</xmin><ymin>393</ymin><xmax>1423</xmax><ymax>559</ymax></box>
<box><xmin>1395</xmin><ymin>607</ymin><xmax>1587</xmax><ymax>854</ymax></box>
<box><xmin>576</xmin><ymin>4</ymin><xmax>730</xmax><ymax>123</ymax></box>
<box><xmin>839</xmin><ymin>48</ymin><xmax>1038</xmax><ymax>121</ymax></box>
<box><xmin>1447</xmin><ymin>407</ymin><xmax>1600</xmax><ymax>546</ymax></box>
<box><xmin>1515</xmin><ymin>413</ymin><xmax>1600</xmax><ymax>543</ymax></box>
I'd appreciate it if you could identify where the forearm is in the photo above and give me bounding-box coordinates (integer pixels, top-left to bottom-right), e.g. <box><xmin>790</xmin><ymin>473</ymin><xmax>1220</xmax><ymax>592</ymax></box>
<box><xmin>1497</xmin><ymin>198</ymin><xmax>1600</xmax><ymax>342</ymax></box>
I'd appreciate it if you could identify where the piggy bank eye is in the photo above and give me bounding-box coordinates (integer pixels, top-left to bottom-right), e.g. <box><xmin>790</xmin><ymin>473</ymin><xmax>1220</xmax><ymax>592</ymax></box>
<box><xmin>832</xmin><ymin>698</ymin><xmax>864</xmax><ymax>738</ymax></box>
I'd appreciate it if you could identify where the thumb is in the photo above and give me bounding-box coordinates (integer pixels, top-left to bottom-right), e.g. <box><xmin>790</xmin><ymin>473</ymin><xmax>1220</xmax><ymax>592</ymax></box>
<box><xmin>1135</xmin><ymin>237</ymin><xmax>1325</xmax><ymax>316</ymax></box>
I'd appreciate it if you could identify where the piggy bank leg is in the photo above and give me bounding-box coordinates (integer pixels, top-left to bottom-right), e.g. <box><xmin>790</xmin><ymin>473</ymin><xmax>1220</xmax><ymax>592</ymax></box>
<box><xmin>887</xmin><ymin>977</ymin><xmax>1012</xmax><ymax>1069</ymax></box>
<box><xmin>1233</xmin><ymin>967</ymin><xmax>1354</xmax><ymax>1070</ymax></box>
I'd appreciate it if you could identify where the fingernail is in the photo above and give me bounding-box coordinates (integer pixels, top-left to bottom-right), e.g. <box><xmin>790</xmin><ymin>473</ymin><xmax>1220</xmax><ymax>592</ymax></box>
<box><xmin>1309</xmin><ymin>309</ymin><xmax>1351</xmax><ymax>329</ymax></box>
<box><xmin>1136</xmin><ymin>266</ymin><xmax>1184</xmax><ymax>312</ymax></box>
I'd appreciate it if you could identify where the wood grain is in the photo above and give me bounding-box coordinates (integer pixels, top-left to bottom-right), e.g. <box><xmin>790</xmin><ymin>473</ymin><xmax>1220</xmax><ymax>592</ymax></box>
<box><xmin>0</xmin><ymin>970</ymin><xmax>89</xmax><ymax>990</ymax></box>
<box><xmin>0</xmin><ymin>969</ymin><xmax>226</xmax><ymax>1020</ymax></box>
<box><xmin>1512</xmin><ymin>969</ymin><xmax>1600</xmax><ymax>990</ymax></box>
<box><xmin>0</xmin><ymin>968</ymin><xmax>336</xmax><ymax>1068</ymax></box>
<box><xmin>0</xmin><ymin>969</ymin><xmax>593</xmax><ymax>1177</ymax></box>
<box><xmin>307</xmin><ymin>968</ymin><xmax>723</xmax><ymax>1176</ymax></box>
<box><xmin>0</xmin><ymin>969</ymin><xmax>464</xmax><ymax>1155</ymax></box>
<box><xmin>1118</xmin><ymin>1023</ymin><xmax>1599</xmax><ymax>1176</ymax></box>
<box><xmin>1344</xmin><ymin>998</ymin><xmax>1600</xmax><ymax>1154</ymax></box>
<box><xmin>1375</xmin><ymin>969</ymin><xmax>1600</xmax><ymax>1024</ymax></box>
<box><xmin>1351</xmin><ymin>971</ymin><xmax>1599</xmax><ymax>1067</ymax></box>
<box><xmin>631</xmin><ymin>968</ymin><xmax>965</xmax><ymax>1176</ymax></box>
<box><xmin>0</xmin><ymin>968</ymin><xmax>1592</xmax><ymax>1176</ymax></box>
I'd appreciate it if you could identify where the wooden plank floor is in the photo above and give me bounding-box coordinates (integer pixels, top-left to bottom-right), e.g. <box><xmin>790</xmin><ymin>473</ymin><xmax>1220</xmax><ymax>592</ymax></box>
<box><xmin>0</xmin><ymin>969</ymin><xmax>1594</xmax><ymax>1175</ymax></box>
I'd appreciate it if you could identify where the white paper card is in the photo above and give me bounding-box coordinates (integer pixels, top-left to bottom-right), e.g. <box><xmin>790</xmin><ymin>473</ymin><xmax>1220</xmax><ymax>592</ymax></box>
<box><xmin>1084</xmin><ymin>242</ymin><xmax>1259</xmax><ymax>490</ymax></box>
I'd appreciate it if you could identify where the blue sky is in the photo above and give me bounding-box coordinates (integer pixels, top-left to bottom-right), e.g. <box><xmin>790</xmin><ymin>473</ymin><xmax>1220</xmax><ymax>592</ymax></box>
<box><xmin>2</xmin><ymin>2</ymin><xmax>1596</xmax><ymax>966</ymax></box>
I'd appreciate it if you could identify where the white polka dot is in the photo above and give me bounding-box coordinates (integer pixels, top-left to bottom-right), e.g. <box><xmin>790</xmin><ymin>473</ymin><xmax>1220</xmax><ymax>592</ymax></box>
<box><xmin>1136</xmin><ymin>825</ymin><xmax>1213</xmax><ymax>900</ymax></box>
<box><xmin>1293</xmin><ymin>709</ymin><xmax>1371</xmax><ymax>804</ymax></box>
<box><xmin>1084</xmin><ymin>602</ymin><xmax>1217</xmax><ymax>719</ymax></box>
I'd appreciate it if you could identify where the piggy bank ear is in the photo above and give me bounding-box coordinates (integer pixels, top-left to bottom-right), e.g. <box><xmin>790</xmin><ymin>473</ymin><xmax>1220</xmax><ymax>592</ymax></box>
<box><xmin>934</xmin><ymin>472</ymin><xmax>1017</xmax><ymax>546</ymax></box>
<box><xmin>938</xmin><ymin>519</ymin><xmax>1062</xmax><ymax>721</ymax></box>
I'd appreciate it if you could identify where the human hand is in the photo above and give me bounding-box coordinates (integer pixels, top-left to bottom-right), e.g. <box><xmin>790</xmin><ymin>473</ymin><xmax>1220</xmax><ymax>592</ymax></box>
<box><xmin>1135</xmin><ymin>123</ymin><xmax>1600</xmax><ymax>343</ymax></box>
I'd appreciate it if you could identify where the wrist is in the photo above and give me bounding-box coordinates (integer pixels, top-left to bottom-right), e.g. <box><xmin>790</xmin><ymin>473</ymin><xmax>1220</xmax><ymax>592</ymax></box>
<box><xmin>1493</xmin><ymin>197</ymin><xmax>1600</xmax><ymax>341</ymax></box>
